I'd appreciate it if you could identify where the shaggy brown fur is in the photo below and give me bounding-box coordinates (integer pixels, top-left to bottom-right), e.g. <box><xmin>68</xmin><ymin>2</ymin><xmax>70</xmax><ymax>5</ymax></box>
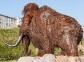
<box><xmin>21</xmin><ymin>3</ymin><xmax>83</xmax><ymax>56</ymax></box>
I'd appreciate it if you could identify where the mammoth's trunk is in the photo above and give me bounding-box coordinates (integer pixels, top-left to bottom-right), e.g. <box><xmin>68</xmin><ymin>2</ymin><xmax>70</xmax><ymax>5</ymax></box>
<box><xmin>2</xmin><ymin>33</ymin><xmax>23</xmax><ymax>47</ymax></box>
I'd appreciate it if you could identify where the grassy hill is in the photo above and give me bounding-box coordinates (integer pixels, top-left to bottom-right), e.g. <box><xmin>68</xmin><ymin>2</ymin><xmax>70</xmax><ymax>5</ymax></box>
<box><xmin>0</xmin><ymin>28</ymin><xmax>24</xmax><ymax>60</ymax></box>
<box><xmin>0</xmin><ymin>28</ymin><xmax>37</xmax><ymax>61</ymax></box>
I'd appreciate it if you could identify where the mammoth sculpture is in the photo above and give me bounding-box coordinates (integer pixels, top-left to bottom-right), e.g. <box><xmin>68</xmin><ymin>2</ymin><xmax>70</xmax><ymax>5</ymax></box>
<box><xmin>3</xmin><ymin>3</ymin><xmax>83</xmax><ymax>56</ymax></box>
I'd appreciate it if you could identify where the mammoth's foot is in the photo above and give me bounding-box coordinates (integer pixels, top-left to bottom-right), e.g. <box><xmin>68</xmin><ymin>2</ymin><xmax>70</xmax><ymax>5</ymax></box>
<box><xmin>61</xmin><ymin>50</ymin><xmax>78</xmax><ymax>56</ymax></box>
<box><xmin>23</xmin><ymin>50</ymin><xmax>31</xmax><ymax>56</ymax></box>
<box><xmin>67</xmin><ymin>52</ymin><xmax>78</xmax><ymax>56</ymax></box>
<box><xmin>38</xmin><ymin>49</ymin><xmax>45</xmax><ymax>56</ymax></box>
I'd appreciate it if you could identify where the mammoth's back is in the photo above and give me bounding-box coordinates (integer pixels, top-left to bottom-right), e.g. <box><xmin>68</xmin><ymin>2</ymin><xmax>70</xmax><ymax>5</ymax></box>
<box><xmin>29</xmin><ymin>5</ymin><xmax>83</xmax><ymax>46</ymax></box>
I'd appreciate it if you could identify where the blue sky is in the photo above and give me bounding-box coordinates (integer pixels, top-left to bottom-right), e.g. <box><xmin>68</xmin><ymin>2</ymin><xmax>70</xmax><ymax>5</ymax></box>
<box><xmin>0</xmin><ymin>0</ymin><xmax>84</xmax><ymax>25</ymax></box>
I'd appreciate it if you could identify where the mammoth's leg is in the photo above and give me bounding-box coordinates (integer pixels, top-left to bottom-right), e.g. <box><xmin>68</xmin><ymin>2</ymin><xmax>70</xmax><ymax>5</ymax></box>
<box><xmin>22</xmin><ymin>36</ymin><xmax>30</xmax><ymax>56</ymax></box>
<box><xmin>43</xmin><ymin>41</ymin><xmax>54</xmax><ymax>55</ymax></box>
<box><xmin>37</xmin><ymin>49</ymin><xmax>54</xmax><ymax>56</ymax></box>
<box><xmin>38</xmin><ymin>49</ymin><xmax>45</xmax><ymax>56</ymax></box>
<box><xmin>60</xmin><ymin>36</ymin><xmax>78</xmax><ymax>56</ymax></box>
<box><xmin>60</xmin><ymin>43</ymin><xmax>78</xmax><ymax>56</ymax></box>
<box><xmin>59</xmin><ymin>31</ymin><xmax>78</xmax><ymax>56</ymax></box>
<box><xmin>37</xmin><ymin>47</ymin><xmax>54</xmax><ymax>56</ymax></box>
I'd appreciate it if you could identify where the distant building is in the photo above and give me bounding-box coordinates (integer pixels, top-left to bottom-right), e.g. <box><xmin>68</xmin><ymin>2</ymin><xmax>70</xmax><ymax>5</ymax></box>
<box><xmin>15</xmin><ymin>17</ymin><xmax>22</xmax><ymax>27</ymax></box>
<box><xmin>0</xmin><ymin>14</ymin><xmax>21</xmax><ymax>29</ymax></box>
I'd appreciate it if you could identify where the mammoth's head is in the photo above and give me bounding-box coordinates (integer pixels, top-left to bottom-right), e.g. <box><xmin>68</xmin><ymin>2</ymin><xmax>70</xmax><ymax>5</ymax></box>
<box><xmin>21</xmin><ymin>3</ymin><xmax>39</xmax><ymax>35</ymax></box>
<box><xmin>23</xmin><ymin>3</ymin><xmax>39</xmax><ymax>16</ymax></box>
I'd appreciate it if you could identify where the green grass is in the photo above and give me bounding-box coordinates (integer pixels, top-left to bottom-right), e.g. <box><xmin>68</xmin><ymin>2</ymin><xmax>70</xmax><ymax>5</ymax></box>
<box><xmin>0</xmin><ymin>28</ymin><xmax>20</xmax><ymax>44</ymax></box>
<box><xmin>81</xmin><ymin>40</ymin><xmax>84</xmax><ymax>46</ymax></box>
<box><xmin>0</xmin><ymin>60</ymin><xmax>16</xmax><ymax>62</ymax></box>
<box><xmin>0</xmin><ymin>28</ymin><xmax>36</xmax><ymax>60</ymax></box>
<box><xmin>0</xmin><ymin>28</ymin><xmax>24</xmax><ymax>60</ymax></box>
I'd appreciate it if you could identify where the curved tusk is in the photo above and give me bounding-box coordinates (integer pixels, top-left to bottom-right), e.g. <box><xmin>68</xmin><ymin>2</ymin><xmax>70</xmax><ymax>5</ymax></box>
<box><xmin>2</xmin><ymin>34</ymin><xmax>23</xmax><ymax>47</ymax></box>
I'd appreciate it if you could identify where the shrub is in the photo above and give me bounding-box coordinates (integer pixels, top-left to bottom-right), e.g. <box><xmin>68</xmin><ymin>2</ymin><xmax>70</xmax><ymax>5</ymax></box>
<box><xmin>0</xmin><ymin>28</ymin><xmax>36</xmax><ymax>61</ymax></box>
<box><xmin>0</xmin><ymin>28</ymin><xmax>24</xmax><ymax>60</ymax></box>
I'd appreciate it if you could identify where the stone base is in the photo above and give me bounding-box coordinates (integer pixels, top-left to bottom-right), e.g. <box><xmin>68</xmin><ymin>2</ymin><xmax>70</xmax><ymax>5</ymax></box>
<box><xmin>17</xmin><ymin>54</ymin><xmax>84</xmax><ymax>62</ymax></box>
<box><xmin>56</xmin><ymin>56</ymin><xmax>84</xmax><ymax>62</ymax></box>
